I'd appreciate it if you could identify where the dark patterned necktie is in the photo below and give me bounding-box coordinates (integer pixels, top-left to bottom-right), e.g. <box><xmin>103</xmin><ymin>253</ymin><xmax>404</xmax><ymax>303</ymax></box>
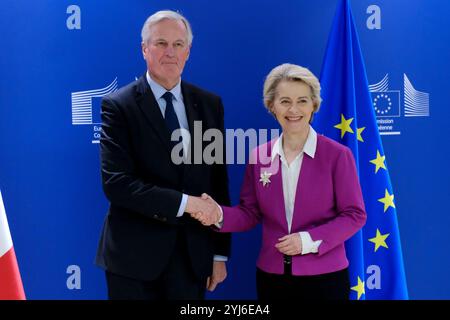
<box><xmin>161</xmin><ymin>91</ymin><xmax>180</xmax><ymax>133</ymax></box>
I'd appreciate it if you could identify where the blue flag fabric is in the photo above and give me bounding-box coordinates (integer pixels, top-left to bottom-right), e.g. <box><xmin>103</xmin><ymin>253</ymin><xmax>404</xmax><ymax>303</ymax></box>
<box><xmin>313</xmin><ymin>0</ymin><xmax>408</xmax><ymax>299</ymax></box>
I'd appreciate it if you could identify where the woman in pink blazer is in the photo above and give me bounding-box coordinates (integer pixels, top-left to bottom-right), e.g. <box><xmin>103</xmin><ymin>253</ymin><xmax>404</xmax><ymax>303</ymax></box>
<box><xmin>193</xmin><ymin>63</ymin><xmax>366</xmax><ymax>300</ymax></box>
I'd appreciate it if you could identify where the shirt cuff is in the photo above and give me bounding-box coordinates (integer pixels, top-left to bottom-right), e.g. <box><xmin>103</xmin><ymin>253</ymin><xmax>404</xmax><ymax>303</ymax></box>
<box><xmin>214</xmin><ymin>205</ymin><xmax>224</xmax><ymax>229</ymax></box>
<box><xmin>299</xmin><ymin>231</ymin><xmax>322</xmax><ymax>255</ymax></box>
<box><xmin>213</xmin><ymin>255</ymin><xmax>228</xmax><ymax>262</ymax></box>
<box><xmin>176</xmin><ymin>194</ymin><xmax>189</xmax><ymax>217</ymax></box>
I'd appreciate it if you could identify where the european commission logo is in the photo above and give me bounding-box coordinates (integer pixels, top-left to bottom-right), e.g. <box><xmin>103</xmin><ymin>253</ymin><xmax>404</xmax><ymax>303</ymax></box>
<box><xmin>403</xmin><ymin>74</ymin><xmax>430</xmax><ymax>117</ymax></box>
<box><xmin>71</xmin><ymin>78</ymin><xmax>118</xmax><ymax>143</ymax></box>
<box><xmin>369</xmin><ymin>73</ymin><xmax>430</xmax><ymax>135</ymax></box>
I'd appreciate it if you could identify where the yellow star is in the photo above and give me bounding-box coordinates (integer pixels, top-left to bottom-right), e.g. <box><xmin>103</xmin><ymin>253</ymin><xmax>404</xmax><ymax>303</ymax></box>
<box><xmin>368</xmin><ymin>229</ymin><xmax>390</xmax><ymax>252</ymax></box>
<box><xmin>378</xmin><ymin>189</ymin><xmax>395</xmax><ymax>213</ymax></box>
<box><xmin>357</xmin><ymin>127</ymin><xmax>366</xmax><ymax>142</ymax></box>
<box><xmin>334</xmin><ymin>114</ymin><xmax>354</xmax><ymax>138</ymax></box>
<box><xmin>370</xmin><ymin>150</ymin><xmax>386</xmax><ymax>173</ymax></box>
<box><xmin>351</xmin><ymin>276</ymin><xmax>365</xmax><ymax>300</ymax></box>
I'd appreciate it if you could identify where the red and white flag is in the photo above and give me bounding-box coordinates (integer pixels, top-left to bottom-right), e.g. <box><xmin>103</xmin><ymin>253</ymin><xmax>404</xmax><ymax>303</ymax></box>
<box><xmin>0</xmin><ymin>191</ymin><xmax>25</xmax><ymax>300</ymax></box>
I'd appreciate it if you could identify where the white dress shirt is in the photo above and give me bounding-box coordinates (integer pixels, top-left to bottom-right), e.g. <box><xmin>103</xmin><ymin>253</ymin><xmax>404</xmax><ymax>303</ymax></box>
<box><xmin>146</xmin><ymin>73</ymin><xmax>227</xmax><ymax>262</ymax></box>
<box><xmin>146</xmin><ymin>72</ymin><xmax>190</xmax><ymax>218</ymax></box>
<box><xmin>270</xmin><ymin>126</ymin><xmax>323</xmax><ymax>255</ymax></box>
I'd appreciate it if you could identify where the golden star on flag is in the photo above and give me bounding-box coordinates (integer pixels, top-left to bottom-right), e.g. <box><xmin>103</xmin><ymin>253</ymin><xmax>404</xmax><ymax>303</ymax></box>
<box><xmin>378</xmin><ymin>189</ymin><xmax>395</xmax><ymax>213</ymax></box>
<box><xmin>368</xmin><ymin>229</ymin><xmax>390</xmax><ymax>252</ymax></box>
<box><xmin>357</xmin><ymin>127</ymin><xmax>365</xmax><ymax>142</ymax></box>
<box><xmin>351</xmin><ymin>276</ymin><xmax>365</xmax><ymax>300</ymax></box>
<box><xmin>370</xmin><ymin>150</ymin><xmax>386</xmax><ymax>173</ymax></box>
<box><xmin>334</xmin><ymin>114</ymin><xmax>354</xmax><ymax>138</ymax></box>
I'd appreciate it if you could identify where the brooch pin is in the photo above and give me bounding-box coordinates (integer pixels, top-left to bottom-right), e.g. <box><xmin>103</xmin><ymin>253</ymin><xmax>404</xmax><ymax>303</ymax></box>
<box><xmin>259</xmin><ymin>171</ymin><xmax>272</xmax><ymax>187</ymax></box>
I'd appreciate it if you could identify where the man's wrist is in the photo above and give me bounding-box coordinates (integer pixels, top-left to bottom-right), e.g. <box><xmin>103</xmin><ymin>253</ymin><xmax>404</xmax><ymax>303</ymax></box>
<box><xmin>185</xmin><ymin>195</ymin><xmax>198</xmax><ymax>214</ymax></box>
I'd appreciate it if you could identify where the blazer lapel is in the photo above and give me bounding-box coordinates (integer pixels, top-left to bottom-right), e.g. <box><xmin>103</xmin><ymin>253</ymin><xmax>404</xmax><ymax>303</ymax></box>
<box><xmin>260</xmin><ymin>157</ymin><xmax>289</xmax><ymax>233</ymax></box>
<box><xmin>135</xmin><ymin>75</ymin><xmax>172</xmax><ymax>155</ymax></box>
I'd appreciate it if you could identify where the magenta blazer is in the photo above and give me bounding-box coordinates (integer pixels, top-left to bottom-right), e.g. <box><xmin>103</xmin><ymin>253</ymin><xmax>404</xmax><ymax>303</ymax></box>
<box><xmin>220</xmin><ymin>134</ymin><xmax>366</xmax><ymax>276</ymax></box>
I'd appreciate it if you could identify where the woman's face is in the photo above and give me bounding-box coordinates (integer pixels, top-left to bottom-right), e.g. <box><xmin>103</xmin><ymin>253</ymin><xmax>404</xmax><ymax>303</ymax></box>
<box><xmin>270</xmin><ymin>80</ymin><xmax>315</xmax><ymax>136</ymax></box>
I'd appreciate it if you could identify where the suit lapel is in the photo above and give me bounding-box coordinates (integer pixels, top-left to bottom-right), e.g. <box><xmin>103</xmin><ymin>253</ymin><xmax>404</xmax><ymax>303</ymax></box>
<box><xmin>260</xmin><ymin>157</ymin><xmax>290</xmax><ymax>233</ymax></box>
<box><xmin>181</xmin><ymin>81</ymin><xmax>201</xmax><ymax>150</ymax></box>
<box><xmin>180</xmin><ymin>82</ymin><xmax>202</xmax><ymax>184</ymax></box>
<box><xmin>135</xmin><ymin>75</ymin><xmax>173</xmax><ymax>155</ymax></box>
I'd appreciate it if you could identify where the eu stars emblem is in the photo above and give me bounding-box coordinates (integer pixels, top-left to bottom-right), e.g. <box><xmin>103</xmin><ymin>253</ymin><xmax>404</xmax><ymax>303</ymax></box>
<box><xmin>371</xmin><ymin>91</ymin><xmax>400</xmax><ymax>117</ymax></box>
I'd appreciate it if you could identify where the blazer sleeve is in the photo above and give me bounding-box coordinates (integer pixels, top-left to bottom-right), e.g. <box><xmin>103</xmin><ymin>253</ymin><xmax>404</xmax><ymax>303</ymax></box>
<box><xmin>210</xmin><ymin>98</ymin><xmax>232</xmax><ymax>257</ymax></box>
<box><xmin>100</xmin><ymin>96</ymin><xmax>182</xmax><ymax>224</ymax></box>
<box><xmin>307</xmin><ymin>147</ymin><xmax>367</xmax><ymax>256</ymax></box>
<box><xmin>219</xmin><ymin>162</ymin><xmax>262</xmax><ymax>233</ymax></box>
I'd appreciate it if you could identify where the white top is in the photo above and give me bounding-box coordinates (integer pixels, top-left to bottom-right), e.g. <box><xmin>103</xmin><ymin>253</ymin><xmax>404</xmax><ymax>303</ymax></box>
<box><xmin>270</xmin><ymin>126</ymin><xmax>322</xmax><ymax>254</ymax></box>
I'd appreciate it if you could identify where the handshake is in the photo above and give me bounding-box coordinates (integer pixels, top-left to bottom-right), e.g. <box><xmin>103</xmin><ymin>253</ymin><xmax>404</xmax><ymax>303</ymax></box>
<box><xmin>185</xmin><ymin>193</ymin><xmax>223</xmax><ymax>226</ymax></box>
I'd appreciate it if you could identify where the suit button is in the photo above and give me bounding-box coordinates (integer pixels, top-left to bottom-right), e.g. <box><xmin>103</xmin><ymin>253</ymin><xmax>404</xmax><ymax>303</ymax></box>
<box><xmin>153</xmin><ymin>214</ymin><xmax>159</xmax><ymax>219</ymax></box>
<box><xmin>161</xmin><ymin>217</ymin><xmax>167</xmax><ymax>222</ymax></box>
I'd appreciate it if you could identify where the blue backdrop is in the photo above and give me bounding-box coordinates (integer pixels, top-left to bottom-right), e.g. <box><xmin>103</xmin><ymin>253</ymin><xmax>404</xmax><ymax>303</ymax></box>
<box><xmin>0</xmin><ymin>0</ymin><xmax>449</xmax><ymax>299</ymax></box>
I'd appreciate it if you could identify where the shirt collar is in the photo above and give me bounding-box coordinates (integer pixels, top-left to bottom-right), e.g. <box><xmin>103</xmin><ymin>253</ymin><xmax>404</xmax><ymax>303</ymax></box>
<box><xmin>146</xmin><ymin>71</ymin><xmax>182</xmax><ymax>102</ymax></box>
<box><xmin>271</xmin><ymin>126</ymin><xmax>317</xmax><ymax>162</ymax></box>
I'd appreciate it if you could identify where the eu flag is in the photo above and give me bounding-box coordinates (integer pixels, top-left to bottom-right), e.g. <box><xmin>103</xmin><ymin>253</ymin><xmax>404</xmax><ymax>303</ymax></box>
<box><xmin>313</xmin><ymin>0</ymin><xmax>408</xmax><ymax>299</ymax></box>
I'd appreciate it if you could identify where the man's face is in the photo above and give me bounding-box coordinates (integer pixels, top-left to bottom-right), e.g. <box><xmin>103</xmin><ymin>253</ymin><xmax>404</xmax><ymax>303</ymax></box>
<box><xmin>142</xmin><ymin>19</ymin><xmax>191</xmax><ymax>90</ymax></box>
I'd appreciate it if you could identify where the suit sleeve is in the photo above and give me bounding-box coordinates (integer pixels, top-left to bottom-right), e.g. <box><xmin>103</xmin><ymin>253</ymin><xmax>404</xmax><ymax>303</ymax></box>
<box><xmin>210</xmin><ymin>98</ymin><xmax>232</xmax><ymax>257</ymax></box>
<box><xmin>307</xmin><ymin>147</ymin><xmax>367</xmax><ymax>256</ymax></box>
<box><xmin>218</xmin><ymin>162</ymin><xmax>262</xmax><ymax>233</ymax></box>
<box><xmin>100</xmin><ymin>96</ymin><xmax>182</xmax><ymax>224</ymax></box>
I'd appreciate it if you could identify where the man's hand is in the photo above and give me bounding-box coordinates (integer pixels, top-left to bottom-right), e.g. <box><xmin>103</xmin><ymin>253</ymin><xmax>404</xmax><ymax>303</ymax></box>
<box><xmin>186</xmin><ymin>193</ymin><xmax>222</xmax><ymax>226</ymax></box>
<box><xmin>206</xmin><ymin>261</ymin><xmax>227</xmax><ymax>292</ymax></box>
<box><xmin>275</xmin><ymin>233</ymin><xmax>302</xmax><ymax>256</ymax></box>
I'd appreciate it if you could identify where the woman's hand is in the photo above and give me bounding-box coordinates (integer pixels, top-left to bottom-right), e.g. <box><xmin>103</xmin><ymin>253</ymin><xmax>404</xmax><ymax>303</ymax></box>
<box><xmin>275</xmin><ymin>233</ymin><xmax>302</xmax><ymax>256</ymax></box>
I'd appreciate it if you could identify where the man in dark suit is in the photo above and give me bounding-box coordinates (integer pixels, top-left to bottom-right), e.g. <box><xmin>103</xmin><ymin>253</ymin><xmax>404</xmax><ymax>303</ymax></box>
<box><xmin>95</xmin><ymin>10</ymin><xmax>231</xmax><ymax>300</ymax></box>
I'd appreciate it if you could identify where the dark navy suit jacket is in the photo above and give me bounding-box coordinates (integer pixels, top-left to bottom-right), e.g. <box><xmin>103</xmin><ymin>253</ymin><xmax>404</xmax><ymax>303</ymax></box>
<box><xmin>95</xmin><ymin>75</ymin><xmax>231</xmax><ymax>281</ymax></box>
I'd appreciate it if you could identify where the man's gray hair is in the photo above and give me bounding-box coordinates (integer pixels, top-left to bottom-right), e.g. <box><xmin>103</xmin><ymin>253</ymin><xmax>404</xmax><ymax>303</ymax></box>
<box><xmin>141</xmin><ymin>10</ymin><xmax>193</xmax><ymax>46</ymax></box>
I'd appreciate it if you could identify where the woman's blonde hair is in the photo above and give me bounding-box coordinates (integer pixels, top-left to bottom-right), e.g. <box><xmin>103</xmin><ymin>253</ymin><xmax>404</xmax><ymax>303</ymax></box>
<box><xmin>263</xmin><ymin>63</ymin><xmax>322</xmax><ymax>121</ymax></box>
